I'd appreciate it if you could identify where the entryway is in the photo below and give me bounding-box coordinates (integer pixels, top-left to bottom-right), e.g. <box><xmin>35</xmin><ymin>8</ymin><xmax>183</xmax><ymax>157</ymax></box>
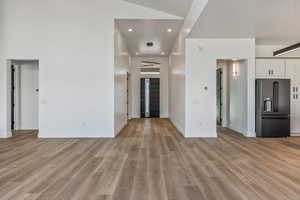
<box><xmin>141</xmin><ymin>78</ymin><xmax>160</xmax><ymax>118</ymax></box>
<box><xmin>10</xmin><ymin>60</ymin><xmax>39</xmax><ymax>137</ymax></box>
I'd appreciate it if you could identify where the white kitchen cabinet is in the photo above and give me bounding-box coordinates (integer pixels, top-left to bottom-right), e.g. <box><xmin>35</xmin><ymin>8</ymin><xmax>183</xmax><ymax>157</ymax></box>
<box><xmin>256</xmin><ymin>59</ymin><xmax>285</xmax><ymax>78</ymax></box>
<box><xmin>256</xmin><ymin>58</ymin><xmax>300</xmax><ymax>135</ymax></box>
<box><xmin>285</xmin><ymin>59</ymin><xmax>300</xmax><ymax>135</ymax></box>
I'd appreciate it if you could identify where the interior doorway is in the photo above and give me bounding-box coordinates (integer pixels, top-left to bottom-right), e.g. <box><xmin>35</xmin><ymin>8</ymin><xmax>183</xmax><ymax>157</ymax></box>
<box><xmin>141</xmin><ymin>78</ymin><xmax>160</xmax><ymax>118</ymax></box>
<box><xmin>127</xmin><ymin>72</ymin><xmax>130</xmax><ymax>120</ymax></box>
<box><xmin>216</xmin><ymin>59</ymin><xmax>248</xmax><ymax>136</ymax></box>
<box><xmin>10</xmin><ymin>60</ymin><xmax>39</xmax><ymax>136</ymax></box>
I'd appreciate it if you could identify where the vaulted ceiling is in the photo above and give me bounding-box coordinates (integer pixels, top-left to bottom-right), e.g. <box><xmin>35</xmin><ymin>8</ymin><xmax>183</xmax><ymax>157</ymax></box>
<box><xmin>189</xmin><ymin>0</ymin><xmax>300</xmax><ymax>45</ymax></box>
<box><xmin>121</xmin><ymin>0</ymin><xmax>300</xmax><ymax>46</ymax></box>
<box><xmin>123</xmin><ymin>0</ymin><xmax>194</xmax><ymax>17</ymax></box>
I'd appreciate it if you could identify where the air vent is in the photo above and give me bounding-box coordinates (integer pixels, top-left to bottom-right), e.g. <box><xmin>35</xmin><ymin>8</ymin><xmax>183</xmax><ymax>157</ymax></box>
<box><xmin>146</xmin><ymin>42</ymin><xmax>154</xmax><ymax>47</ymax></box>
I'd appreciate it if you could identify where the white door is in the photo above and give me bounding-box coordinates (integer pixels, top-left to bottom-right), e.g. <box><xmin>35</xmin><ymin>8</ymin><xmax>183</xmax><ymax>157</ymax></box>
<box><xmin>286</xmin><ymin>59</ymin><xmax>300</xmax><ymax>134</ymax></box>
<box><xmin>286</xmin><ymin>60</ymin><xmax>296</xmax><ymax>133</ymax></box>
<box><xmin>292</xmin><ymin>60</ymin><xmax>300</xmax><ymax>134</ymax></box>
<box><xmin>20</xmin><ymin>62</ymin><xmax>39</xmax><ymax>129</ymax></box>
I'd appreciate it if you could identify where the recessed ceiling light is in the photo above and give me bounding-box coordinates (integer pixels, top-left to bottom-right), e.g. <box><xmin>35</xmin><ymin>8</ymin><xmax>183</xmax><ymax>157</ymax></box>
<box><xmin>136</xmin><ymin>52</ymin><xmax>139</xmax><ymax>55</ymax></box>
<box><xmin>167</xmin><ymin>29</ymin><xmax>172</xmax><ymax>32</ymax></box>
<box><xmin>161</xmin><ymin>52</ymin><xmax>165</xmax><ymax>55</ymax></box>
<box><xmin>128</xmin><ymin>28</ymin><xmax>133</xmax><ymax>32</ymax></box>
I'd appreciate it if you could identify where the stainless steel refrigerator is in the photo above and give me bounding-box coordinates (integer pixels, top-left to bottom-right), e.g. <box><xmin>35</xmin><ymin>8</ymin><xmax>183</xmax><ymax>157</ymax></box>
<box><xmin>256</xmin><ymin>79</ymin><xmax>290</xmax><ymax>137</ymax></box>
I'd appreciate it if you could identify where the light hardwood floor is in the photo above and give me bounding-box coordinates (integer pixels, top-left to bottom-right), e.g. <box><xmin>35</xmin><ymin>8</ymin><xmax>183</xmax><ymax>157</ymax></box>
<box><xmin>1</xmin><ymin>118</ymin><xmax>300</xmax><ymax>200</ymax></box>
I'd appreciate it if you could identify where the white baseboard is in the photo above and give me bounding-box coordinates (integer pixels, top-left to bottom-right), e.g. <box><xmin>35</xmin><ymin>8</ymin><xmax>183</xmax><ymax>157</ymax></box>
<box><xmin>160</xmin><ymin>114</ymin><xmax>169</xmax><ymax>118</ymax></box>
<box><xmin>169</xmin><ymin>118</ymin><xmax>185</xmax><ymax>137</ymax></box>
<box><xmin>229</xmin><ymin>125</ymin><xmax>246</xmax><ymax>136</ymax></box>
<box><xmin>247</xmin><ymin>131</ymin><xmax>256</xmax><ymax>137</ymax></box>
<box><xmin>185</xmin><ymin>132</ymin><xmax>218</xmax><ymax>138</ymax></box>
<box><xmin>0</xmin><ymin>130</ymin><xmax>13</xmax><ymax>138</ymax></box>
<box><xmin>291</xmin><ymin>132</ymin><xmax>300</xmax><ymax>137</ymax></box>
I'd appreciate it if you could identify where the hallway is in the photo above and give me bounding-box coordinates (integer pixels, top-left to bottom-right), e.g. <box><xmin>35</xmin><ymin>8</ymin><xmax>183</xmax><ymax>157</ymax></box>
<box><xmin>1</xmin><ymin>119</ymin><xmax>300</xmax><ymax>199</ymax></box>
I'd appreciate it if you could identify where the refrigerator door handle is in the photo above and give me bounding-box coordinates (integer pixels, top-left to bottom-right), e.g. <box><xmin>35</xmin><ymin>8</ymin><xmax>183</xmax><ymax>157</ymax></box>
<box><xmin>273</xmin><ymin>81</ymin><xmax>279</xmax><ymax>112</ymax></box>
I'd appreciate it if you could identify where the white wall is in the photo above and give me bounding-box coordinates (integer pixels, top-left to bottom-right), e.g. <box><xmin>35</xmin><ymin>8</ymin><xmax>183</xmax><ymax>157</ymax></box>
<box><xmin>169</xmin><ymin>37</ymin><xmax>186</xmax><ymax>134</ymax></box>
<box><xmin>114</xmin><ymin>22</ymin><xmax>130</xmax><ymax>135</ymax></box>
<box><xmin>228</xmin><ymin>60</ymin><xmax>248</xmax><ymax>135</ymax></box>
<box><xmin>185</xmin><ymin>39</ymin><xmax>256</xmax><ymax>137</ymax></box>
<box><xmin>130</xmin><ymin>57</ymin><xmax>169</xmax><ymax>118</ymax></box>
<box><xmin>19</xmin><ymin>61</ymin><xmax>39</xmax><ymax>130</ymax></box>
<box><xmin>0</xmin><ymin>2</ymin><xmax>6</xmax><ymax>138</ymax></box>
<box><xmin>0</xmin><ymin>0</ymin><xmax>180</xmax><ymax>138</ymax></box>
<box><xmin>168</xmin><ymin>0</ymin><xmax>208</xmax><ymax>136</ymax></box>
<box><xmin>256</xmin><ymin>45</ymin><xmax>300</xmax><ymax>57</ymax></box>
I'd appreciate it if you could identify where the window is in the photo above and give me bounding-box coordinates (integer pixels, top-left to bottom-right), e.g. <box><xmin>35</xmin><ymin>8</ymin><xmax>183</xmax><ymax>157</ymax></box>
<box><xmin>140</xmin><ymin>68</ymin><xmax>160</xmax><ymax>75</ymax></box>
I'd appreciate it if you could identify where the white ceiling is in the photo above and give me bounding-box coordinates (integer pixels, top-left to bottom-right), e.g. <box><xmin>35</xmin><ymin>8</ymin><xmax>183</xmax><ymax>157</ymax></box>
<box><xmin>189</xmin><ymin>0</ymin><xmax>300</xmax><ymax>45</ymax></box>
<box><xmin>123</xmin><ymin>0</ymin><xmax>193</xmax><ymax>17</ymax></box>
<box><xmin>117</xmin><ymin>19</ymin><xmax>183</xmax><ymax>57</ymax></box>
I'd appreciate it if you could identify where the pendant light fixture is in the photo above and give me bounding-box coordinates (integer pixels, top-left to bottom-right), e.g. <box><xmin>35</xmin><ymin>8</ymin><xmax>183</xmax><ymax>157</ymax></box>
<box><xmin>273</xmin><ymin>43</ymin><xmax>300</xmax><ymax>56</ymax></box>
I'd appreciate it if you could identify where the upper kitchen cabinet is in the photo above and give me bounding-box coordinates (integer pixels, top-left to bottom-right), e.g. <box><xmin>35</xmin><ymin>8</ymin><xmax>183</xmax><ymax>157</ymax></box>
<box><xmin>256</xmin><ymin>59</ymin><xmax>285</xmax><ymax>78</ymax></box>
<box><xmin>286</xmin><ymin>59</ymin><xmax>300</xmax><ymax>81</ymax></box>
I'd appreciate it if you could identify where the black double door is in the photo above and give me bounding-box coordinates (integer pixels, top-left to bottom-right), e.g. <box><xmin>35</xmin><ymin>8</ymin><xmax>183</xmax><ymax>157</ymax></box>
<box><xmin>141</xmin><ymin>78</ymin><xmax>160</xmax><ymax>118</ymax></box>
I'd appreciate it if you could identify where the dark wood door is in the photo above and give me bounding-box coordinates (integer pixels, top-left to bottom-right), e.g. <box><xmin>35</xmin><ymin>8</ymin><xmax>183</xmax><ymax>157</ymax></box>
<box><xmin>149</xmin><ymin>78</ymin><xmax>160</xmax><ymax>118</ymax></box>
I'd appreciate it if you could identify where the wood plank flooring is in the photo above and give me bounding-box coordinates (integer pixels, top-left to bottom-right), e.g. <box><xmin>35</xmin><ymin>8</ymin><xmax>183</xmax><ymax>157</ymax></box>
<box><xmin>1</xmin><ymin>118</ymin><xmax>300</xmax><ymax>199</ymax></box>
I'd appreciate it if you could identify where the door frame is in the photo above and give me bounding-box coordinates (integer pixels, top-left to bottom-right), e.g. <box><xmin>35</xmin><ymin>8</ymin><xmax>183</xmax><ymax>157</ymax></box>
<box><xmin>6</xmin><ymin>59</ymin><xmax>39</xmax><ymax>137</ymax></box>
<box><xmin>140</xmin><ymin>77</ymin><xmax>160</xmax><ymax>118</ymax></box>
<box><xmin>11</xmin><ymin>64</ymin><xmax>15</xmax><ymax>130</ymax></box>
<box><xmin>216</xmin><ymin>68</ymin><xmax>223</xmax><ymax>126</ymax></box>
<box><xmin>126</xmin><ymin>72</ymin><xmax>130</xmax><ymax>121</ymax></box>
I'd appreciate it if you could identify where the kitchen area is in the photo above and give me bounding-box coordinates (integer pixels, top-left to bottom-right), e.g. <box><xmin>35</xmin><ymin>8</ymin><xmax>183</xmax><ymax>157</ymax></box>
<box><xmin>255</xmin><ymin>56</ymin><xmax>300</xmax><ymax>137</ymax></box>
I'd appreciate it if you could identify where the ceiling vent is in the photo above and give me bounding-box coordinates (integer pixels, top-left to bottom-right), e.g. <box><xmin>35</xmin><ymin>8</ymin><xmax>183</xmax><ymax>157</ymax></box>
<box><xmin>146</xmin><ymin>42</ymin><xmax>154</xmax><ymax>47</ymax></box>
